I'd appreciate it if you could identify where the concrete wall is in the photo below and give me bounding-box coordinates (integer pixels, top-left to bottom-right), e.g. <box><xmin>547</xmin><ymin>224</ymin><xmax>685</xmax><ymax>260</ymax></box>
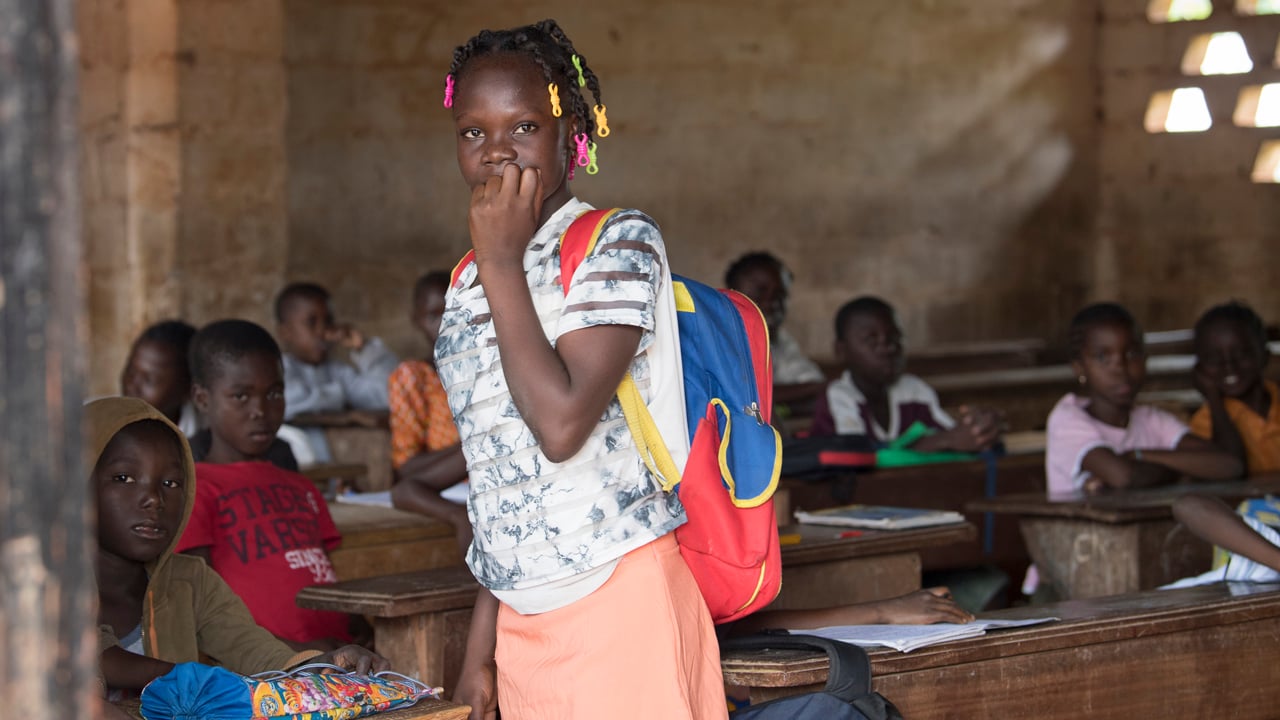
<box><xmin>1097</xmin><ymin>1</ymin><xmax>1280</xmax><ymax>330</ymax></box>
<box><xmin>281</xmin><ymin>0</ymin><xmax>1102</xmax><ymax>370</ymax></box>
<box><xmin>83</xmin><ymin>0</ymin><xmax>1111</xmax><ymax>393</ymax></box>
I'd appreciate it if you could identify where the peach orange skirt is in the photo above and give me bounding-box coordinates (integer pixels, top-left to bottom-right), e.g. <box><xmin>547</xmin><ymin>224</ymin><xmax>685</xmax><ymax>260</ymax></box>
<box><xmin>494</xmin><ymin>533</ymin><xmax>728</xmax><ymax>720</ymax></box>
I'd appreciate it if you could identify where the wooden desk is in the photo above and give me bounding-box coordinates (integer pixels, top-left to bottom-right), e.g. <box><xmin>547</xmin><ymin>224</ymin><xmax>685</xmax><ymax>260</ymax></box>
<box><xmin>293</xmin><ymin>410</ymin><xmax>393</xmax><ymax>491</ymax></box>
<box><xmin>113</xmin><ymin>697</ymin><xmax>471</xmax><ymax>719</ymax></box>
<box><xmin>782</xmin><ymin>453</ymin><xmax>1044</xmax><ymax>596</ymax></box>
<box><xmin>722</xmin><ymin>582</ymin><xmax>1280</xmax><ymax>718</ymax></box>
<box><xmin>299</xmin><ymin>523</ymin><xmax>973</xmax><ymax>691</ymax></box>
<box><xmin>773</xmin><ymin>522</ymin><xmax>976</xmax><ymax>609</ymax></box>
<box><xmin>328</xmin><ymin>502</ymin><xmax>462</xmax><ymax>581</ymax></box>
<box><xmin>969</xmin><ymin>480</ymin><xmax>1280</xmax><ymax>599</ymax></box>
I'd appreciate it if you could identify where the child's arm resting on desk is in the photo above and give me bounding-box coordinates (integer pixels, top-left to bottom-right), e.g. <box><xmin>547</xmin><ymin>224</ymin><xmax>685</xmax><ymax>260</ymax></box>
<box><xmin>471</xmin><ymin>164</ymin><xmax>647</xmax><ymax>462</ymax></box>
<box><xmin>726</xmin><ymin>587</ymin><xmax>973</xmax><ymax>635</ymax></box>
<box><xmin>1081</xmin><ymin>434</ymin><xmax>1243</xmax><ymax>492</ymax></box>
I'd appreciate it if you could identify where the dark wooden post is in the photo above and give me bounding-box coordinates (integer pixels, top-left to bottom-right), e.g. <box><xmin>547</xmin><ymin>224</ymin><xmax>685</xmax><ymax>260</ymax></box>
<box><xmin>0</xmin><ymin>0</ymin><xmax>95</xmax><ymax>717</ymax></box>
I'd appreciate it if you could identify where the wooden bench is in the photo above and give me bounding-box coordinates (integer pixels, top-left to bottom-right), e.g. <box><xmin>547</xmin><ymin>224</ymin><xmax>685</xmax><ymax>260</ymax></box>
<box><xmin>299</xmin><ymin>522</ymin><xmax>975</xmax><ymax>689</ymax></box>
<box><xmin>328</xmin><ymin>502</ymin><xmax>462</xmax><ymax>581</ymax></box>
<box><xmin>721</xmin><ymin>581</ymin><xmax>1280</xmax><ymax>718</ymax></box>
<box><xmin>969</xmin><ymin>478</ymin><xmax>1280</xmax><ymax>599</ymax></box>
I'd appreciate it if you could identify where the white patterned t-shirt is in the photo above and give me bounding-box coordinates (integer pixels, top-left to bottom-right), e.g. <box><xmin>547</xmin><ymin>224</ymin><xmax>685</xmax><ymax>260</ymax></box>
<box><xmin>435</xmin><ymin>198</ymin><xmax>688</xmax><ymax>612</ymax></box>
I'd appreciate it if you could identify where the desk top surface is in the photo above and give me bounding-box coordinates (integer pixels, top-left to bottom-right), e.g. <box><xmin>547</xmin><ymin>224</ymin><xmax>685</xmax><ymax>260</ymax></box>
<box><xmin>329</xmin><ymin>502</ymin><xmax>453</xmax><ymax>545</ymax></box>
<box><xmin>304</xmin><ymin>522</ymin><xmax>977</xmax><ymax>616</ymax></box>
<box><xmin>721</xmin><ymin>581</ymin><xmax>1280</xmax><ymax>685</ymax></box>
<box><xmin>779</xmin><ymin>522</ymin><xmax>976</xmax><ymax>565</ymax></box>
<box><xmin>968</xmin><ymin>477</ymin><xmax>1280</xmax><ymax>522</ymax></box>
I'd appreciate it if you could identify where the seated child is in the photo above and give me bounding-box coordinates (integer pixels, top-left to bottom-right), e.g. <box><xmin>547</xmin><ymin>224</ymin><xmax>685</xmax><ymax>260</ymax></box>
<box><xmin>1046</xmin><ymin>302</ymin><xmax>1242</xmax><ymax>496</ymax></box>
<box><xmin>275</xmin><ymin>282</ymin><xmax>399</xmax><ymax>461</ymax></box>
<box><xmin>810</xmin><ymin>296</ymin><xmax>1002</xmax><ymax>453</ymax></box>
<box><xmin>120</xmin><ymin>320</ymin><xmax>198</xmax><ymax>436</ymax></box>
<box><xmin>1167</xmin><ymin>493</ymin><xmax>1280</xmax><ymax>585</ymax></box>
<box><xmin>276</xmin><ymin>281</ymin><xmax>399</xmax><ymax>420</ymax></box>
<box><xmin>176</xmin><ymin>319</ymin><xmax>357</xmax><ymax>651</ymax></box>
<box><xmin>1189</xmin><ymin>301</ymin><xmax>1280</xmax><ymax>474</ymax></box>
<box><xmin>387</xmin><ymin>272</ymin><xmax>471</xmax><ymax>552</ymax></box>
<box><xmin>89</xmin><ymin>396</ymin><xmax>386</xmax><ymax>696</ymax></box>
<box><xmin>725</xmin><ymin>252</ymin><xmax>826</xmax><ymax>407</ymax></box>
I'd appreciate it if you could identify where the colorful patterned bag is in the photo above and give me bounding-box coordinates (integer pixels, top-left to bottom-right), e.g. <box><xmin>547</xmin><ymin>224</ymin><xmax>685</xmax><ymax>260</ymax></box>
<box><xmin>139</xmin><ymin>662</ymin><xmax>440</xmax><ymax>720</ymax></box>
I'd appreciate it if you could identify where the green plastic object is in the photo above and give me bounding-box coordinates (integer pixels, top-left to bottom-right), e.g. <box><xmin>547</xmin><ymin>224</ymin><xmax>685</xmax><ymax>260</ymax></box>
<box><xmin>873</xmin><ymin>421</ymin><xmax>976</xmax><ymax>468</ymax></box>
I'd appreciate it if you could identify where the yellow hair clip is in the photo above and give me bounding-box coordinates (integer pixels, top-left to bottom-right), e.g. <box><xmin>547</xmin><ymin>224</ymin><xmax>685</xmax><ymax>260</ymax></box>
<box><xmin>593</xmin><ymin>105</ymin><xmax>610</xmax><ymax>137</ymax></box>
<box><xmin>548</xmin><ymin>83</ymin><xmax>562</xmax><ymax>117</ymax></box>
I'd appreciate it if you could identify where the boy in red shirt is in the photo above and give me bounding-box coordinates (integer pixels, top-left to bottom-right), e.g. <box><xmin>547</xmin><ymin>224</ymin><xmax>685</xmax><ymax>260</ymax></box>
<box><xmin>176</xmin><ymin>319</ymin><xmax>355</xmax><ymax>651</ymax></box>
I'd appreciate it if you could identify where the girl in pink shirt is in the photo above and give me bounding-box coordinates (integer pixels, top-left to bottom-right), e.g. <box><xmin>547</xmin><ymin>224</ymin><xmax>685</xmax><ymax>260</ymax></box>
<box><xmin>1045</xmin><ymin>302</ymin><xmax>1241</xmax><ymax>496</ymax></box>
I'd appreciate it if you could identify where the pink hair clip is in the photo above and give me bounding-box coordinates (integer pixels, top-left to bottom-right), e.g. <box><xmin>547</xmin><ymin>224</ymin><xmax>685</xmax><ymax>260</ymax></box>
<box><xmin>443</xmin><ymin>74</ymin><xmax>455</xmax><ymax>108</ymax></box>
<box><xmin>573</xmin><ymin>133</ymin><xmax>591</xmax><ymax>167</ymax></box>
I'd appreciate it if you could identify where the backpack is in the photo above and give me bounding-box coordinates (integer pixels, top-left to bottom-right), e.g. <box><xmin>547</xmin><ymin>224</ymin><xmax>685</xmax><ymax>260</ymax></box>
<box><xmin>450</xmin><ymin>208</ymin><xmax>783</xmax><ymax>624</ymax></box>
<box><xmin>722</xmin><ymin>633</ymin><xmax>904</xmax><ymax>720</ymax></box>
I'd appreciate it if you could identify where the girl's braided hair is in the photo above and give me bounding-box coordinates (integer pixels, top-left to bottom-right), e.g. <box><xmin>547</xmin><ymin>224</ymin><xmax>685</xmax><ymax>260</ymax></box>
<box><xmin>447</xmin><ymin>20</ymin><xmax>605</xmax><ymax>143</ymax></box>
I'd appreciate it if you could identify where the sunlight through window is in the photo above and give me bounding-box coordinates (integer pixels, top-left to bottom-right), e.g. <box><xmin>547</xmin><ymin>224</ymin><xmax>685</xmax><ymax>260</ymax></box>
<box><xmin>1146</xmin><ymin>88</ymin><xmax>1213</xmax><ymax>132</ymax></box>
<box><xmin>1250</xmin><ymin>140</ymin><xmax>1280</xmax><ymax>182</ymax></box>
<box><xmin>1236</xmin><ymin>0</ymin><xmax>1280</xmax><ymax>15</ymax></box>
<box><xmin>1149</xmin><ymin>0</ymin><xmax>1213</xmax><ymax>22</ymax></box>
<box><xmin>1234</xmin><ymin>83</ymin><xmax>1280</xmax><ymax>126</ymax></box>
<box><xmin>1183</xmin><ymin>32</ymin><xmax>1254</xmax><ymax>74</ymax></box>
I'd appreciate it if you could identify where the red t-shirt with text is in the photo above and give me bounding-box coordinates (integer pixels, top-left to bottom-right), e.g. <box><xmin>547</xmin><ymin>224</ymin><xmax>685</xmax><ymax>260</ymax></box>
<box><xmin>177</xmin><ymin>461</ymin><xmax>350</xmax><ymax>644</ymax></box>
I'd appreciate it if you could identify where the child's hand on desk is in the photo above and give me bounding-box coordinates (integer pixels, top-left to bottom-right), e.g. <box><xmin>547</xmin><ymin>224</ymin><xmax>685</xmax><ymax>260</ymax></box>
<box><xmin>876</xmin><ymin>587</ymin><xmax>974</xmax><ymax>625</ymax></box>
<box><xmin>309</xmin><ymin>645</ymin><xmax>390</xmax><ymax>675</ymax></box>
<box><xmin>469</xmin><ymin>163</ymin><xmax>542</xmax><ymax>270</ymax></box>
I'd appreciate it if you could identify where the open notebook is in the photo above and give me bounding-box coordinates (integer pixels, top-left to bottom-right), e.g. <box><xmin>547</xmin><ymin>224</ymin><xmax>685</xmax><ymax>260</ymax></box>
<box><xmin>795</xmin><ymin>617</ymin><xmax>1058</xmax><ymax>653</ymax></box>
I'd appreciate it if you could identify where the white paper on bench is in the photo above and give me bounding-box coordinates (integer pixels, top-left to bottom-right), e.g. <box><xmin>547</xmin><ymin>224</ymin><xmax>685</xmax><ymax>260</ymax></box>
<box><xmin>796</xmin><ymin>617</ymin><xmax>1058</xmax><ymax>653</ymax></box>
<box><xmin>335</xmin><ymin>482</ymin><xmax>469</xmax><ymax>508</ymax></box>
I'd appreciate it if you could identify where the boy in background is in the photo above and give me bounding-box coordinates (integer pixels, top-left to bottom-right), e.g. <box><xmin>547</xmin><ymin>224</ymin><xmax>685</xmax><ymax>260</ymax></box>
<box><xmin>176</xmin><ymin>319</ymin><xmax>357</xmax><ymax>651</ymax></box>
<box><xmin>275</xmin><ymin>282</ymin><xmax>399</xmax><ymax>461</ymax></box>
<box><xmin>811</xmin><ymin>296</ymin><xmax>1002</xmax><ymax>452</ymax></box>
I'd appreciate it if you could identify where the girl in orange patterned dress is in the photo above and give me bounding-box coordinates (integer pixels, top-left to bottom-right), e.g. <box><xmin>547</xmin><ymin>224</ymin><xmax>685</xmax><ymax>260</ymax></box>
<box><xmin>387</xmin><ymin>271</ymin><xmax>471</xmax><ymax>552</ymax></box>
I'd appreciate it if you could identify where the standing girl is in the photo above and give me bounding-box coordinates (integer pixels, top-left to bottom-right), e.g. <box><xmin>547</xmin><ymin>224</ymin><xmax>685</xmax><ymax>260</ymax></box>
<box><xmin>1045</xmin><ymin>302</ymin><xmax>1241</xmax><ymax>495</ymax></box>
<box><xmin>434</xmin><ymin>20</ymin><xmax>727</xmax><ymax>720</ymax></box>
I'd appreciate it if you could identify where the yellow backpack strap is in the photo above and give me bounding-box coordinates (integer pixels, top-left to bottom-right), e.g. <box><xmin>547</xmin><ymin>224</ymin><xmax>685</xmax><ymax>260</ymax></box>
<box><xmin>616</xmin><ymin>374</ymin><xmax>681</xmax><ymax>492</ymax></box>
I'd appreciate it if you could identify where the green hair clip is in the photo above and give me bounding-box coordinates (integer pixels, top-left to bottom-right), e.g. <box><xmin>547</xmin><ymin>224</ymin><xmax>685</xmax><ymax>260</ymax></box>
<box><xmin>571</xmin><ymin>55</ymin><xmax>587</xmax><ymax>88</ymax></box>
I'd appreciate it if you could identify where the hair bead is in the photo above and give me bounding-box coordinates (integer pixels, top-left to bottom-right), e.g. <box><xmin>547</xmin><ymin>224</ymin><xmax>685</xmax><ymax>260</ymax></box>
<box><xmin>548</xmin><ymin>83</ymin><xmax>562</xmax><ymax>117</ymax></box>
<box><xmin>593</xmin><ymin>105</ymin><xmax>610</xmax><ymax>137</ymax></box>
<box><xmin>443</xmin><ymin>74</ymin><xmax>455</xmax><ymax>108</ymax></box>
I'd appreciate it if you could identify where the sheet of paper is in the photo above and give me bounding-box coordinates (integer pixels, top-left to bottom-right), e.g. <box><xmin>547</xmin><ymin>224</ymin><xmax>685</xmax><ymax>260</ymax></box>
<box><xmin>793</xmin><ymin>616</ymin><xmax>1059</xmax><ymax>653</ymax></box>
